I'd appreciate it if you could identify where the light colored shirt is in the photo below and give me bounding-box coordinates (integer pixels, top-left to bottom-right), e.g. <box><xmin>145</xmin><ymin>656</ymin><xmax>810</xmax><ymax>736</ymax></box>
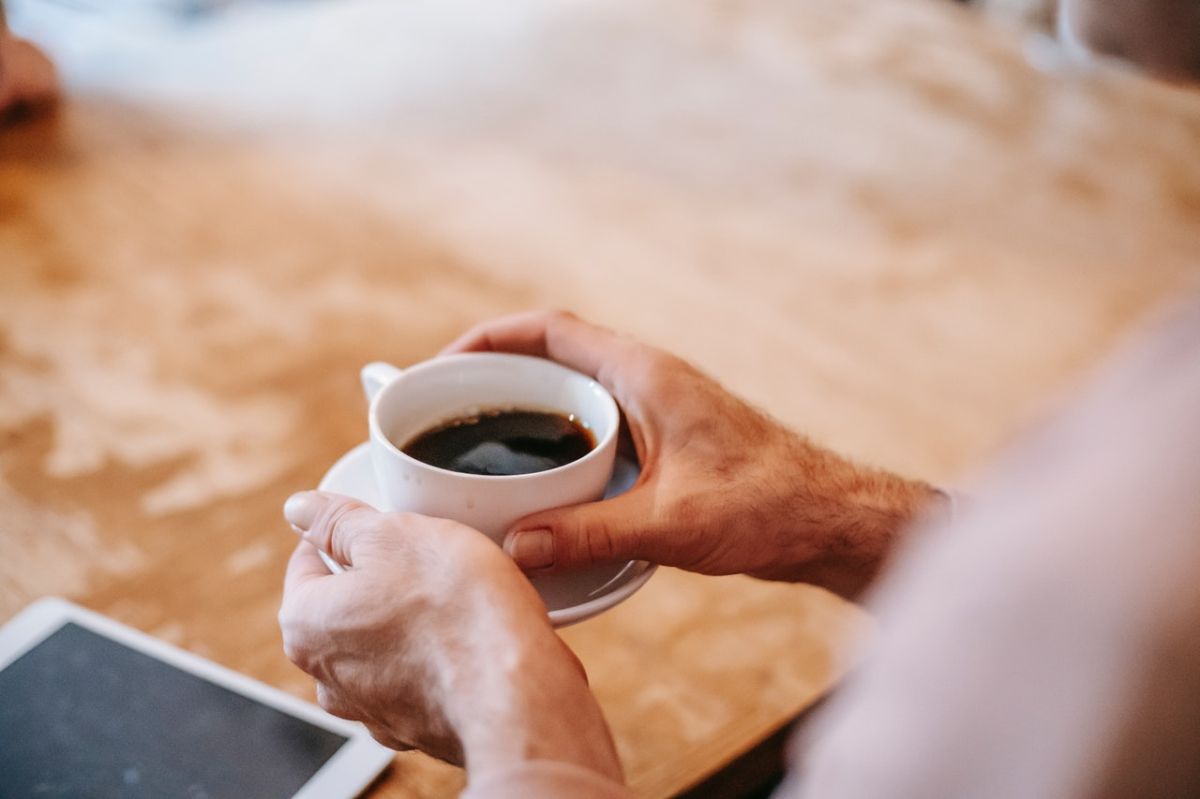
<box><xmin>463</xmin><ymin>298</ymin><xmax>1200</xmax><ymax>799</ymax></box>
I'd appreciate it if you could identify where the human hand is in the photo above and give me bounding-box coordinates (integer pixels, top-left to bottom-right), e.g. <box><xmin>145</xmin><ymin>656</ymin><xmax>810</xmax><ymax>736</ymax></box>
<box><xmin>444</xmin><ymin>311</ymin><xmax>940</xmax><ymax>598</ymax></box>
<box><xmin>0</xmin><ymin>25</ymin><xmax>57</xmax><ymax>119</ymax></box>
<box><xmin>277</xmin><ymin>491</ymin><xmax>622</xmax><ymax>780</ymax></box>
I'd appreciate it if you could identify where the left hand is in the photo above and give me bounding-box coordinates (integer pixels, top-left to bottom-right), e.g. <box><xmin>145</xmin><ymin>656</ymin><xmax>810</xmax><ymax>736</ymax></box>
<box><xmin>277</xmin><ymin>491</ymin><xmax>623</xmax><ymax>780</ymax></box>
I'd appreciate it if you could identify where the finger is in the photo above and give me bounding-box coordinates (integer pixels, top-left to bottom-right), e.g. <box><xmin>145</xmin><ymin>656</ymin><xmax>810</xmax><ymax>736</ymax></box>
<box><xmin>284</xmin><ymin>491</ymin><xmax>383</xmax><ymax>568</ymax></box>
<box><xmin>502</xmin><ymin>489</ymin><xmax>658</xmax><ymax>573</ymax></box>
<box><xmin>362</xmin><ymin>721</ymin><xmax>415</xmax><ymax>753</ymax></box>
<box><xmin>283</xmin><ymin>540</ymin><xmax>331</xmax><ymax>597</ymax></box>
<box><xmin>315</xmin><ymin>682</ymin><xmax>360</xmax><ymax>721</ymax></box>
<box><xmin>279</xmin><ymin>541</ymin><xmax>336</xmax><ymax>672</ymax></box>
<box><xmin>440</xmin><ymin>310</ymin><xmax>636</xmax><ymax>384</ymax></box>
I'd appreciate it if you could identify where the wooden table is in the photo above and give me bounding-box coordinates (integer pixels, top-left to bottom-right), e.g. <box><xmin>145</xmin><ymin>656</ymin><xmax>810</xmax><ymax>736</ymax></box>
<box><xmin>3</xmin><ymin>0</ymin><xmax>1199</xmax><ymax>795</ymax></box>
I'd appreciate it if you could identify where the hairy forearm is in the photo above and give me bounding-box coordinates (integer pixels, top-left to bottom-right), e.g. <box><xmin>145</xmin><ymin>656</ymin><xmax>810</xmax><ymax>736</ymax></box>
<box><xmin>751</xmin><ymin>439</ymin><xmax>945</xmax><ymax>599</ymax></box>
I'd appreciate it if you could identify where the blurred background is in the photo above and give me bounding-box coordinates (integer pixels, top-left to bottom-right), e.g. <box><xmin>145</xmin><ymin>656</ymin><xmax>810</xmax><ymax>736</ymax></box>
<box><xmin>2</xmin><ymin>0</ymin><xmax>1199</xmax><ymax>795</ymax></box>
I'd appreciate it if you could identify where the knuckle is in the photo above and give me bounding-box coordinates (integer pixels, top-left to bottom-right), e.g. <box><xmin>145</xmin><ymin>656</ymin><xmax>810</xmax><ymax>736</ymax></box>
<box><xmin>281</xmin><ymin>637</ymin><xmax>307</xmax><ymax>669</ymax></box>
<box><xmin>277</xmin><ymin>613</ymin><xmax>315</xmax><ymax>670</ymax></box>
<box><xmin>367</xmin><ymin>724</ymin><xmax>409</xmax><ymax>751</ymax></box>
<box><xmin>323</xmin><ymin>499</ymin><xmax>357</xmax><ymax>535</ymax></box>
<box><xmin>323</xmin><ymin>499</ymin><xmax>371</xmax><ymax>556</ymax></box>
<box><xmin>276</xmin><ymin>604</ymin><xmax>292</xmax><ymax>629</ymax></box>
<box><xmin>546</xmin><ymin>308</ymin><xmax>578</xmax><ymax>323</ymax></box>
<box><xmin>315</xmin><ymin>684</ymin><xmax>354</xmax><ymax>720</ymax></box>
<box><xmin>579</xmin><ymin>519</ymin><xmax>621</xmax><ymax>564</ymax></box>
<box><xmin>277</xmin><ymin>602</ymin><xmax>304</xmax><ymax>637</ymax></box>
<box><xmin>637</xmin><ymin>348</ymin><xmax>681</xmax><ymax>387</ymax></box>
<box><xmin>641</xmin><ymin>347</ymin><xmax>673</xmax><ymax>369</ymax></box>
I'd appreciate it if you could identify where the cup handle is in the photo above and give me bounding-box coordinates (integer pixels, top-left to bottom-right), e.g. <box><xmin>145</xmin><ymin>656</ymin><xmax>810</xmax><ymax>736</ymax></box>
<box><xmin>361</xmin><ymin>361</ymin><xmax>404</xmax><ymax>404</ymax></box>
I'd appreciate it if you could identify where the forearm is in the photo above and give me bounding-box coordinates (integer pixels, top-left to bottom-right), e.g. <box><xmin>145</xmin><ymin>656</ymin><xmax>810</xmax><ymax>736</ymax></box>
<box><xmin>462</xmin><ymin>761</ymin><xmax>632</xmax><ymax>799</ymax></box>
<box><xmin>439</xmin><ymin>594</ymin><xmax>623</xmax><ymax>783</ymax></box>
<box><xmin>753</xmin><ymin>439</ymin><xmax>945</xmax><ymax>599</ymax></box>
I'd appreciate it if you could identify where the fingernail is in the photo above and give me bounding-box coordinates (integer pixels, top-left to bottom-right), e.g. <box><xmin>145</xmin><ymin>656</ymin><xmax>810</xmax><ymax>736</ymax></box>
<box><xmin>284</xmin><ymin>491</ymin><xmax>323</xmax><ymax>532</ymax></box>
<box><xmin>505</xmin><ymin>529</ymin><xmax>555</xmax><ymax>570</ymax></box>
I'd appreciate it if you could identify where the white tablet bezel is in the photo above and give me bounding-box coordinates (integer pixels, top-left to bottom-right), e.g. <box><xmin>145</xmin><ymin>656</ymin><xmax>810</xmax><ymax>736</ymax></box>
<box><xmin>0</xmin><ymin>597</ymin><xmax>394</xmax><ymax>799</ymax></box>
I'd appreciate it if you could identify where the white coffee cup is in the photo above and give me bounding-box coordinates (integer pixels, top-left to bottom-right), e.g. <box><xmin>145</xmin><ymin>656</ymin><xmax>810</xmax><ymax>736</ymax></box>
<box><xmin>360</xmin><ymin>353</ymin><xmax>619</xmax><ymax>544</ymax></box>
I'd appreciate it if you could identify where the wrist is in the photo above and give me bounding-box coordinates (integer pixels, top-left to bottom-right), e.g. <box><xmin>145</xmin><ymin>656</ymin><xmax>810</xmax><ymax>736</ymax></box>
<box><xmin>765</xmin><ymin>442</ymin><xmax>940</xmax><ymax>596</ymax></box>
<box><xmin>435</xmin><ymin>587</ymin><xmax>623</xmax><ymax>782</ymax></box>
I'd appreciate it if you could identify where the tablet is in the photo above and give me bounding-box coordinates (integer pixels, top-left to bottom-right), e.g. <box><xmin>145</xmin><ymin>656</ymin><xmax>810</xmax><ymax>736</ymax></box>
<box><xmin>0</xmin><ymin>597</ymin><xmax>394</xmax><ymax>799</ymax></box>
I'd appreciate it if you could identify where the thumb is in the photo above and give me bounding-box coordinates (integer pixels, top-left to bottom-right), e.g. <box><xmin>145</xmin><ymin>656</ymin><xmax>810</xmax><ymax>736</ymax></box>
<box><xmin>284</xmin><ymin>490</ymin><xmax>381</xmax><ymax>568</ymax></box>
<box><xmin>503</xmin><ymin>490</ymin><xmax>652</xmax><ymax>573</ymax></box>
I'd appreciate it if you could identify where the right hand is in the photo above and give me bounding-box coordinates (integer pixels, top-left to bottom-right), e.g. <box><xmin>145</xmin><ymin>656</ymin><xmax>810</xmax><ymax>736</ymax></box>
<box><xmin>443</xmin><ymin>311</ymin><xmax>939</xmax><ymax>598</ymax></box>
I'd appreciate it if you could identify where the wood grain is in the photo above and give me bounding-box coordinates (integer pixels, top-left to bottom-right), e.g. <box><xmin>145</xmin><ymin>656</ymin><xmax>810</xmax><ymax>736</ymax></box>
<box><xmin>2</xmin><ymin>0</ymin><xmax>1199</xmax><ymax>795</ymax></box>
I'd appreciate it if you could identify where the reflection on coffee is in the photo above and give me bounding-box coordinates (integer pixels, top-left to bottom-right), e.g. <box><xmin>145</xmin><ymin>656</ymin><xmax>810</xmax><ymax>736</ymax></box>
<box><xmin>401</xmin><ymin>409</ymin><xmax>595</xmax><ymax>476</ymax></box>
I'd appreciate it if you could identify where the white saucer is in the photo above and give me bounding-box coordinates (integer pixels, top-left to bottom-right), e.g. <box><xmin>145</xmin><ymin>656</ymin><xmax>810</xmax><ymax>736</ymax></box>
<box><xmin>316</xmin><ymin>443</ymin><xmax>656</xmax><ymax>627</ymax></box>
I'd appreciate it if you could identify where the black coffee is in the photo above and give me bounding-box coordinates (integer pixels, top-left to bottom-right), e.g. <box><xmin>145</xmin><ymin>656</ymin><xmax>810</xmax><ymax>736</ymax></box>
<box><xmin>401</xmin><ymin>409</ymin><xmax>595</xmax><ymax>476</ymax></box>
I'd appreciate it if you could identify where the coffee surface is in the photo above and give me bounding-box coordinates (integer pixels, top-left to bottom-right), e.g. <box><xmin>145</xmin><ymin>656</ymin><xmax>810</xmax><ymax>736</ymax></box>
<box><xmin>401</xmin><ymin>409</ymin><xmax>595</xmax><ymax>476</ymax></box>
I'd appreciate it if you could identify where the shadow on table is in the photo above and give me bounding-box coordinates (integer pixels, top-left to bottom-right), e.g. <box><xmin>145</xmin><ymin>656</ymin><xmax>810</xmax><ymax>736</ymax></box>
<box><xmin>677</xmin><ymin>694</ymin><xmax>831</xmax><ymax>799</ymax></box>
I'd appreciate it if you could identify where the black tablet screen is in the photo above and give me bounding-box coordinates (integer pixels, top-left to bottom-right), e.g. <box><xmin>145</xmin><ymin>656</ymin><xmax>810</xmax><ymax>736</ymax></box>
<box><xmin>0</xmin><ymin>622</ymin><xmax>348</xmax><ymax>798</ymax></box>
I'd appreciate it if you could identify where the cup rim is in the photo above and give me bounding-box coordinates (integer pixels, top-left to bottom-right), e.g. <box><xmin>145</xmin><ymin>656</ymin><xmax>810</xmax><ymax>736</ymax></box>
<box><xmin>368</xmin><ymin>352</ymin><xmax>620</xmax><ymax>482</ymax></box>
